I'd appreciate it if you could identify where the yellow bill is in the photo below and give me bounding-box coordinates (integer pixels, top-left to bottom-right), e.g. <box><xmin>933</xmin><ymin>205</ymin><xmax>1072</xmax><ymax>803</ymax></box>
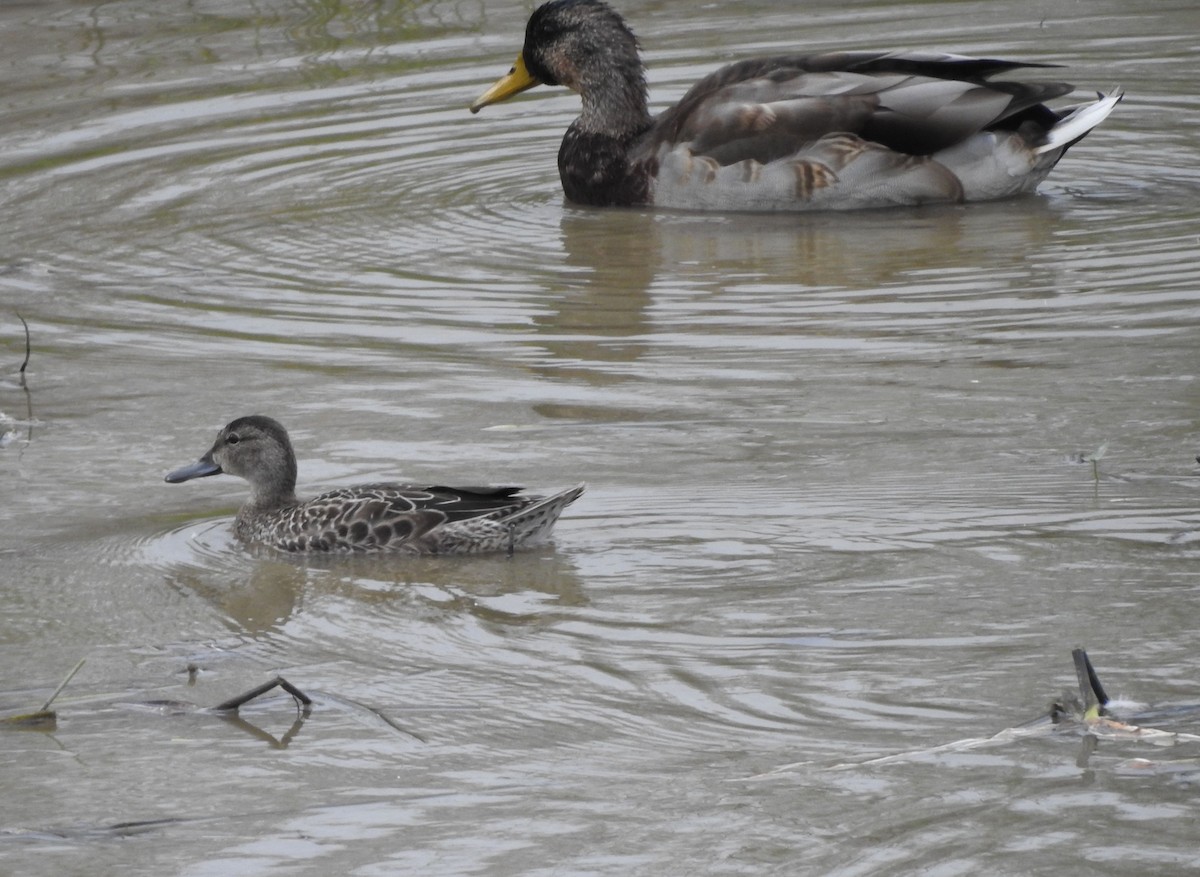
<box><xmin>470</xmin><ymin>54</ymin><xmax>541</xmax><ymax>113</ymax></box>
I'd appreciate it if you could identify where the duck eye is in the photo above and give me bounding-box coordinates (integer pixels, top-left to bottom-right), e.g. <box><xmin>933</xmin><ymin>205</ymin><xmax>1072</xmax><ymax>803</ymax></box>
<box><xmin>227</xmin><ymin>433</ymin><xmax>241</xmax><ymax>445</ymax></box>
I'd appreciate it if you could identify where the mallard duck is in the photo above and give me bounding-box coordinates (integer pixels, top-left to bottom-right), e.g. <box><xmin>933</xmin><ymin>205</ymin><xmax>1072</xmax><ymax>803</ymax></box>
<box><xmin>165</xmin><ymin>415</ymin><xmax>584</xmax><ymax>555</ymax></box>
<box><xmin>470</xmin><ymin>0</ymin><xmax>1122</xmax><ymax>211</ymax></box>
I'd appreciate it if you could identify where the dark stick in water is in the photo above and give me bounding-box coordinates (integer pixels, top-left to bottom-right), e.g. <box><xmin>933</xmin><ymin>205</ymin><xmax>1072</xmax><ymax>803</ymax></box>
<box><xmin>1071</xmin><ymin>647</ymin><xmax>1109</xmax><ymax>714</ymax></box>
<box><xmin>15</xmin><ymin>313</ymin><xmax>31</xmax><ymax>381</ymax></box>
<box><xmin>212</xmin><ymin>676</ymin><xmax>313</xmax><ymax>712</ymax></box>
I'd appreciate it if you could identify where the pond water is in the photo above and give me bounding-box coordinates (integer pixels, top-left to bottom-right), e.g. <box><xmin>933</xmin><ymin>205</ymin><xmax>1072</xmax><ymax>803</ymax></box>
<box><xmin>2</xmin><ymin>0</ymin><xmax>1199</xmax><ymax>874</ymax></box>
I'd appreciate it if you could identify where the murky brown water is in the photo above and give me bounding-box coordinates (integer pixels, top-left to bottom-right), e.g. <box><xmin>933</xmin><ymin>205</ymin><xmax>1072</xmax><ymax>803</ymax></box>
<box><xmin>2</xmin><ymin>0</ymin><xmax>1199</xmax><ymax>873</ymax></box>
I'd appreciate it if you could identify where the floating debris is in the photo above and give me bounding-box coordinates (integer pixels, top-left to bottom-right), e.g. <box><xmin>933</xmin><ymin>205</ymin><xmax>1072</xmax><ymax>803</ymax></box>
<box><xmin>211</xmin><ymin>675</ymin><xmax>311</xmax><ymax>712</ymax></box>
<box><xmin>747</xmin><ymin>648</ymin><xmax>1199</xmax><ymax>779</ymax></box>
<box><xmin>16</xmin><ymin>313</ymin><xmax>30</xmax><ymax>380</ymax></box>
<box><xmin>0</xmin><ymin>658</ymin><xmax>85</xmax><ymax>731</ymax></box>
<box><xmin>1081</xmin><ymin>442</ymin><xmax>1108</xmax><ymax>479</ymax></box>
<box><xmin>3</xmin><ymin>666</ymin><xmax>315</xmax><ymax>748</ymax></box>
<box><xmin>2</xmin><ymin>313</ymin><xmax>36</xmax><ymax>449</ymax></box>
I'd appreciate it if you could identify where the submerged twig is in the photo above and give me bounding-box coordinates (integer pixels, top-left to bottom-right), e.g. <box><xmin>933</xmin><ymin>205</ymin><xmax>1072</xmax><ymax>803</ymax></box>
<box><xmin>16</xmin><ymin>312</ymin><xmax>30</xmax><ymax>380</ymax></box>
<box><xmin>6</xmin><ymin>314</ymin><xmax>36</xmax><ymax>449</ymax></box>
<box><xmin>321</xmin><ymin>692</ymin><xmax>427</xmax><ymax>743</ymax></box>
<box><xmin>1082</xmin><ymin>442</ymin><xmax>1107</xmax><ymax>485</ymax></box>
<box><xmin>355</xmin><ymin>701</ymin><xmax>427</xmax><ymax>743</ymax></box>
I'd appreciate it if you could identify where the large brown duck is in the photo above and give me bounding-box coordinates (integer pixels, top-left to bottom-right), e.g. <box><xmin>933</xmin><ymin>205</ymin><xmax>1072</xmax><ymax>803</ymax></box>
<box><xmin>470</xmin><ymin>0</ymin><xmax>1121</xmax><ymax>211</ymax></box>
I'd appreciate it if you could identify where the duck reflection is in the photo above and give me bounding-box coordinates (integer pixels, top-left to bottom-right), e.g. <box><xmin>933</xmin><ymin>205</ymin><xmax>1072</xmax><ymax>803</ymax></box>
<box><xmin>526</xmin><ymin>194</ymin><xmax>1065</xmax><ymax>388</ymax></box>
<box><xmin>304</xmin><ymin>549</ymin><xmax>590</xmax><ymax>624</ymax></box>
<box><xmin>165</xmin><ymin>558</ymin><xmax>308</xmax><ymax>635</ymax></box>
<box><xmin>165</xmin><ymin>545</ymin><xmax>587</xmax><ymax>635</ymax></box>
<box><xmin>552</xmin><ymin>194</ymin><xmax>1065</xmax><ymax>296</ymax></box>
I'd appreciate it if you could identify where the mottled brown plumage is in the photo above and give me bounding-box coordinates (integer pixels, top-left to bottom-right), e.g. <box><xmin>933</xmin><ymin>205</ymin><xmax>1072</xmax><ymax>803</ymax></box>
<box><xmin>165</xmin><ymin>415</ymin><xmax>583</xmax><ymax>555</ymax></box>
<box><xmin>470</xmin><ymin>0</ymin><xmax>1122</xmax><ymax>211</ymax></box>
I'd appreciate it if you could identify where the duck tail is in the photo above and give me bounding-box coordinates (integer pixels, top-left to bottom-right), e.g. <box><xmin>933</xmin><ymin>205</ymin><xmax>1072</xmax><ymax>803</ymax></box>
<box><xmin>502</xmin><ymin>483</ymin><xmax>586</xmax><ymax>548</ymax></box>
<box><xmin>1034</xmin><ymin>88</ymin><xmax>1124</xmax><ymax>155</ymax></box>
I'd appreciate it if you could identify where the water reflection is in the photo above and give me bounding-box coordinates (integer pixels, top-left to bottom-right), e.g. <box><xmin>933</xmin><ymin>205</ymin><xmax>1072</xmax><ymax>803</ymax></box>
<box><xmin>166</xmin><ymin>554</ymin><xmax>308</xmax><ymax>634</ymax></box>
<box><xmin>555</xmin><ymin>196</ymin><xmax>1071</xmax><ymax>290</ymax></box>
<box><xmin>156</xmin><ymin>521</ymin><xmax>588</xmax><ymax>634</ymax></box>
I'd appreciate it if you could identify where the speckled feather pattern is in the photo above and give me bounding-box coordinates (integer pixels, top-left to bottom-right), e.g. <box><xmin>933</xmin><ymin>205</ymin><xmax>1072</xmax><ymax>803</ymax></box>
<box><xmin>166</xmin><ymin>415</ymin><xmax>584</xmax><ymax>556</ymax></box>
<box><xmin>235</xmin><ymin>483</ymin><xmax>585</xmax><ymax>554</ymax></box>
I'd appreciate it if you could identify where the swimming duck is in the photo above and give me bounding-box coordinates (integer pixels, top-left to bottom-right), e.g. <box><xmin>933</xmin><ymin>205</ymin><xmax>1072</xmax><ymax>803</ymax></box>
<box><xmin>165</xmin><ymin>415</ymin><xmax>584</xmax><ymax>555</ymax></box>
<box><xmin>470</xmin><ymin>0</ymin><xmax>1122</xmax><ymax>211</ymax></box>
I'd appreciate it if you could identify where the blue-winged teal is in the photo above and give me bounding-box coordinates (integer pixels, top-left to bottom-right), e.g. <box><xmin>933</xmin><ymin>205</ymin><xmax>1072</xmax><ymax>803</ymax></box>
<box><xmin>165</xmin><ymin>415</ymin><xmax>584</xmax><ymax>555</ymax></box>
<box><xmin>470</xmin><ymin>0</ymin><xmax>1121</xmax><ymax>210</ymax></box>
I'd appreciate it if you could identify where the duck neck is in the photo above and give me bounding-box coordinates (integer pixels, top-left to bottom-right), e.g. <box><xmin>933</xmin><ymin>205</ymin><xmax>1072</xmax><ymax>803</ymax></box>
<box><xmin>577</xmin><ymin>65</ymin><xmax>651</xmax><ymax>139</ymax></box>
<box><xmin>243</xmin><ymin>459</ymin><xmax>299</xmax><ymax>514</ymax></box>
<box><xmin>245</xmin><ymin>485</ymin><xmax>299</xmax><ymax>514</ymax></box>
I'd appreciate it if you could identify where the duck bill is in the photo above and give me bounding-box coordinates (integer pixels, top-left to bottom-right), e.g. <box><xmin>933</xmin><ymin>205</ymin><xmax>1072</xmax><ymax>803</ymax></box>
<box><xmin>165</xmin><ymin>456</ymin><xmax>222</xmax><ymax>484</ymax></box>
<box><xmin>470</xmin><ymin>54</ymin><xmax>540</xmax><ymax>113</ymax></box>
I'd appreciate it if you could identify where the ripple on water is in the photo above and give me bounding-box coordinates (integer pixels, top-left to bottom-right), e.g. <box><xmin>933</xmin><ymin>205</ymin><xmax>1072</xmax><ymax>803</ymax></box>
<box><xmin>3</xmin><ymin>7</ymin><xmax>1200</xmax><ymax>875</ymax></box>
<box><xmin>136</xmin><ymin>518</ymin><xmax>241</xmax><ymax>573</ymax></box>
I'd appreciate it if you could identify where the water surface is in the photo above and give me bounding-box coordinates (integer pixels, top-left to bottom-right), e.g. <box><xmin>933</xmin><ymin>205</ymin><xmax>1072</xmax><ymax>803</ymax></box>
<box><xmin>2</xmin><ymin>0</ymin><xmax>1199</xmax><ymax>874</ymax></box>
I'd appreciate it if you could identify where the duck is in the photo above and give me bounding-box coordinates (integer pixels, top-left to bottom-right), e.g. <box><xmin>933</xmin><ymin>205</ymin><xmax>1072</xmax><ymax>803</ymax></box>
<box><xmin>165</xmin><ymin>415</ymin><xmax>584</xmax><ymax>555</ymax></box>
<box><xmin>469</xmin><ymin>0</ymin><xmax>1122</xmax><ymax>211</ymax></box>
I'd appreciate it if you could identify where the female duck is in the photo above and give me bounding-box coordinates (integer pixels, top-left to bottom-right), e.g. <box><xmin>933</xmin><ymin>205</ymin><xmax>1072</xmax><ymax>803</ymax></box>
<box><xmin>165</xmin><ymin>415</ymin><xmax>584</xmax><ymax>555</ymax></box>
<box><xmin>470</xmin><ymin>0</ymin><xmax>1121</xmax><ymax>211</ymax></box>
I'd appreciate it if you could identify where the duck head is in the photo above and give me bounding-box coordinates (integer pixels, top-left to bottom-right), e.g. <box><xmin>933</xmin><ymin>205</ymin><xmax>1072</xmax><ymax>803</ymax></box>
<box><xmin>470</xmin><ymin>0</ymin><xmax>646</xmax><ymax>124</ymax></box>
<box><xmin>166</xmin><ymin>415</ymin><xmax>299</xmax><ymax>508</ymax></box>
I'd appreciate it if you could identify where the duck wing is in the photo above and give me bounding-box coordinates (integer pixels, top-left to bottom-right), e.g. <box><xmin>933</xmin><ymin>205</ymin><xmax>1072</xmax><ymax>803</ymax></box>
<box><xmin>423</xmin><ymin>483</ymin><xmax>586</xmax><ymax>555</ymax></box>
<box><xmin>643</xmin><ymin>51</ymin><xmax>1073</xmax><ymax>164</ymax></box>
<box><xmin>375</xmin><ymin>484</ymin><xmax>530</xmax><ymax>521</ymax></box>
